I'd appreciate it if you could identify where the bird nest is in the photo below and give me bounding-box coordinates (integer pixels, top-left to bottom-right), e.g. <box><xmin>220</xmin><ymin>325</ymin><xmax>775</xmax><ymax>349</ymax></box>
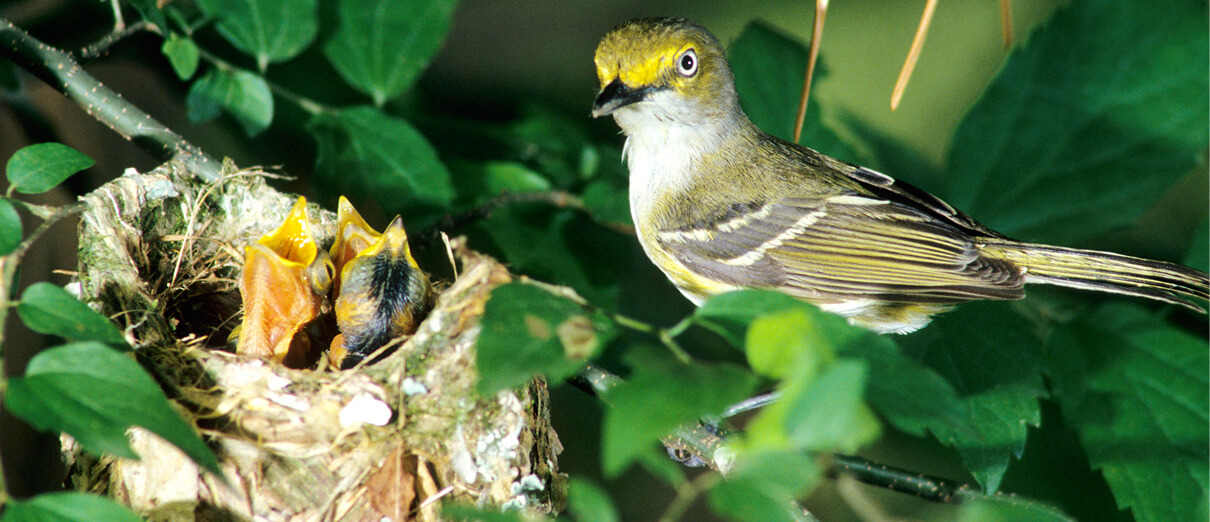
<box><xmin>65</xmin><ymin>161</ymin><xmax>565</xmax><ymax>520</ymax></box>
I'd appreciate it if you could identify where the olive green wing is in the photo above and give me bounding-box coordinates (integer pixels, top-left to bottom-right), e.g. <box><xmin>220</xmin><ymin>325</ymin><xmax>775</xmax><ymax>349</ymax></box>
<box><xmin>654</xmin><ymin>194</ymin><xmax>1026</xmax><ymax>305</ymax></box>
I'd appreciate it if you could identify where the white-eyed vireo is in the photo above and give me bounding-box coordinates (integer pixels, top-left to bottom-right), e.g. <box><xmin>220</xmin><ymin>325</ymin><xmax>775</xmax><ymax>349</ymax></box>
<box><xmin>591</xmin><ymin>17</ymin><xmax>1208</xmax><ymax>333</ymax></box>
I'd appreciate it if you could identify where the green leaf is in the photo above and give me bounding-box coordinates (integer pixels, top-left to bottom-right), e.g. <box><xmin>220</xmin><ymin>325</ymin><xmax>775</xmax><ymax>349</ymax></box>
<box><xmin>195</xmin><ymin>0</ymin><xmax>317</xmax><ymax>70</ymax></box>
<box><xmin>323</xmin><ymin>0</ymin><xmax>457</xmax><ymax>106</ymax></box>
<box><xmin>186</xmin><ymin>68</ymin><xmax>274</xmax><ymax>136</ymax></box>
<box><xmin>1185</xmin><ymin>217</ymin><xmax>1208</xmax><ymax>273</ymax></box>
<box><xmin>440</xmin><ymin>504</ymin><xmax>525</xmax><ymax>522</ymax></box>
<box><xmin>1046</xmin><ymin>303</ymin><xmax>1208</xmax><ymax>522</ymax></box>
<box><xmin>781</xmin><ymin>359</ymin><xmax>880</xmax><ymax>453</ymax></box>
<box><xmin>5</xmin><ymin>342</ymin><xmax>221</xmax><ymax>476</ymax></box>
<box><xmin>162</xmin><ymin>33</ymin><xmax>200</xmax><ymax>80</ymax></box>
<box><xmin>745</xmin><ymin>308</ymin><xmax>831</xmax><ymax>381</ymax></box>
<box><xmin>5</xmin><ymin>143</ymin><xmax>94</xmax><ymax>194</ymax></box>
<box><xmin>601</xmin><ymin>349</ymin><xmax>758</xmax><ymax>477</ymax></box>
<box><xmin>0</xmin><ymin>492</ymin><xmax>144</xmax><ymax>522</ymax></box>
<box><xmin>839</xmin><ymin>329</ymin><xmax>967</xmax><ymax>442</ymax></box>
<box><xmin>453</xmin><ymin>161</ymin><xmax>551</xmax><ymax>202</ymax></box>
<box><xmin>475</xmin><ymin>282</ymin><xmax>614</xmax><ymax>395</ymax></box>
<box><xmin>127</xmin><ymin>0</ymin><xmax>169</xmax><ymax>34</ymax></box>
<box><xmin>0</xmin><ymin>197</ymin><xmax>21</xmax><ymax>256</ymax></box>
<box><xmin>708</xmin><ymin>450</ymin><xmax>822</xmax><ymax>522</ymax></box>
<box><xmin>692</xmin><ymin>289</ymin><xmax>807</xmax><ymax>348</ymax></box>
<box><xmin>946</xmin><ymin>0</ymin><xmax>1208</xmax><ymax>244</ymax></box>
<box><xmin>477</xmin><ymin>205</ymin><xmax>626</xmax><ymax>306</ymax></box>
<box><xmin>17</xmin><ymin>282</ymin><xmax>126</xmax><ymax>345</ymax></box>
<box><xmin>580</xmin><ymin>176</ymin><xmax>632</xmax><ymax>228</ymax></box>
<box><xmin>503</xmin><ymin>105</ymin><xmax>595</xmax><ymax>187</ymax></box>
<box><xmin>729</xmin><ymin>21</ymin><xmax>859</xmax><ymax>162</ymax></box>
<box><xmin>955</xmin><ymin>493</ymin><xmax>1074</xmax><ymax>522</ymax></box>
<box><xmin>899</xmin><ymin>301</ymin><xmax>1046</xmax><ymax>493</ymax></box>
<box><xmin>958</xmin><ymin>494</ymin><xmax>1074</xmax><ymax>522</ymax></box>
<box><xmin>567</xmin><ymin>476</ymin><xmax>618</xmax><ymax>522</ymax></box>
<box><xmin>309</xmin><ymin>106</ymin><xmax>454</xmax><ymax>215</ymax></box>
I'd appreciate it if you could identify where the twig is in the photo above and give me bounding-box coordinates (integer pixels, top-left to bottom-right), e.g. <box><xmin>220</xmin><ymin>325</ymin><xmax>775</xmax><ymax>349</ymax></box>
<box><xmin>829</xmin><ymin>454</ymin><xmax>974</xmax><ymax>503</ymax></box>
<box><xmin>657</xmin><ymin>470</ymin><xmax>720</xmax><ymax>522</ymax></box>
<box><xmin>569</xmin><ymin>364</ymin><xmax>980</xmax><ymax>505</ymax></box>
<box><xmin>77</xmin><ymin>20</ymin><xmax>154</xmax><ymax>60</ymax></box>
<box><xmin>0</xmin><ymin>18</ymin><xmax>222</xmax><ymax>181</ymax></box>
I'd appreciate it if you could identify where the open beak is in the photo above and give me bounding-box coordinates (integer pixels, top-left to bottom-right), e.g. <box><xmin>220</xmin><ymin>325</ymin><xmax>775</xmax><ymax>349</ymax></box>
<box><xmin>592</xmin><ymin>78</ymin><xmax>653</xmax><ymax>118</ymax></box>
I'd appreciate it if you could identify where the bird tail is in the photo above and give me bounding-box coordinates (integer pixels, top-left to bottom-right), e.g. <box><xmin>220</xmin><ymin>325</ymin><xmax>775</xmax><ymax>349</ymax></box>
<box><xmin>980</xmin><ymin>240</ymin><xmax>1209</xmax><ymax>312</ymax></box>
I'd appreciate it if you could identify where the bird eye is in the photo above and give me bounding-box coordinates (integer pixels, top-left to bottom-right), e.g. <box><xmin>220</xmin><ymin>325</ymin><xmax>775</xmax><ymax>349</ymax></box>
<box><xmin>676</xmin><ymin>49</ymin><xmax>697</xmax><ymax>77</ymax></box>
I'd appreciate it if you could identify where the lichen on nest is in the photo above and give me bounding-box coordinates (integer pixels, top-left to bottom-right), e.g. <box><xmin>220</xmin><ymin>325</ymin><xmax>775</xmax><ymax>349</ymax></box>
<box><xmin>69</xmin><ymin>161</ymin><xmax>565</xmax><ymax>520</ymax></box>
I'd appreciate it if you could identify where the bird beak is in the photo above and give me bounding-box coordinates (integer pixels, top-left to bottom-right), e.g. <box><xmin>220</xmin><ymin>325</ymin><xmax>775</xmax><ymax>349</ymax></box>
<box><xmin>592</xmin><ymin>78</ymin><xmax>652</xmax><ymax>117</ymax></box>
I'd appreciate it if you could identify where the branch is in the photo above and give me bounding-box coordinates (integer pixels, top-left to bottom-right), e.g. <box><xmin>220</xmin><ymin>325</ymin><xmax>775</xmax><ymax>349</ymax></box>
<box><xmin>0</xmin><ymin>18</ymin><xmax>221</xmax><ymax>181</ymax></box>
<box><xmin>572</xmin><ymin>363</ymin><xmax>981</xmax><ymax>504</ymax></box>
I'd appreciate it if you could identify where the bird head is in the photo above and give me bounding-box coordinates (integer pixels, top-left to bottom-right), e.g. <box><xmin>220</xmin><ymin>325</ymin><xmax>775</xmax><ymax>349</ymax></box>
<box><xmin>592</xmin><ymin>18</ymin><xmax>741</xmax><ymax>131</ymax></box>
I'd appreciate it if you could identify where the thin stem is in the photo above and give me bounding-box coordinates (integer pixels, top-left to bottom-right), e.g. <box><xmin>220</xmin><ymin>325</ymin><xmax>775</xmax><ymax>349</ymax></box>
<box><xmin>0</xmin><ymin>254</ymin><xmax>13</xmax><ymax>505</ymax></box>
<box><xmin>0</xmin><ymin>18</ymin><xmax>221</xmax><ymax>181</ymax></box>
<box><xmin>829</xmin><ymin>454</ymin><xmax>974</xmax><ymax>503</ymax></box>
<box><xmin>657</xmin><ymin>470</ymin><xmax>720</xmax><ymax>522</ymax></box>
<box><xmin>78</xmin><ymin>21</ymin><xmax>153</xmax><ymax>60</ymax></box>
<box><xmin>0</xmin><ymin>203</ymin><xmax>75</xmax><ymax>505</ymax></box>
<box><xmin>721</xmin><ymin>391</ymin><xmax>780</xmax><ymax>419</ymax></box>
<box><xmin>194</xmin><ymin>46</ymin><xmax>331</xmax><ymax>117</ymax></box>
<box><xmin>10</xmin><ymin>203</ymin><xmax>86</xmax><ymax>261</ymax></box>
<box><xmin>609</xmin><ymin>312</ymin><xmax>692</xmax><ymax>363</ymax></box>
<box><xmin>268</xmin><ymin>81</ymin><xmax>328</xmax><ymax>116</ymax></box>
<box><xmin>890</xmin><ymin>0</ymin><xmax>938</xmax><ymax>110</ymax></box>
<box><xmin>1000</xmin><ymin>0</ymin><xmax>1014</xmax><ymax>48</ymax></box>
<box><xmin>793</xmin><ymin>0</ymin><xmax>827</xmax><ymax>144</ymax></box>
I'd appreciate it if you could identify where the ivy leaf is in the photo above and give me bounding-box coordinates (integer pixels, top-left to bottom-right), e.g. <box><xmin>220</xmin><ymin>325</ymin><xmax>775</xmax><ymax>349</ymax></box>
<box><xmin>309</xmin><ymin>106</ymin><xmax>454</xmax><ymax>216</ymax></box>
<box><xmin>729</xmin><ymin>21</ymin><xmax>859</xmax><ymax>162</ymax></box>
<box><xmin>0</xmin><ymin>492</ymin><xmax>144</xmax><ymax>522</ymax></box>
<box><xmin>840</xmin><ymin>329</ymin><xmax>967</xmax><ymax>442</ymax></box>
<box><xmin>5</xmin><ymin>143</ymin><xmax>94</xmax><ymax>194</ymax></box>
<box><xmin>323</xmin><ymin>0</ymin><xmax>457</xmax><ymax>106</ymax></box>
<box><xmin>186</xmin><ymin>68</ymin><xmax>274</xmax><ymax>136</ymax></box>
<box><xmin>162</xmin><ymin>33</ymin><xmax>200</xmax><ymax>80</ymax></box>
<box><xmin>195</xmin><ymin>0</ymin><xmax>317</xmax><ymax>70</ymax></box>
<box><xmin>0</xmin><ymin>197</ymin><xmax>21</xmax><ymax>256</ymax></box>
<box><xmin>17</xmin><ymin>282</ymin><xmax>126</xmax><ymax>345</ymax></box>
<box><xmin>1046</xmin><ymin>304</ymin><xmax>1208</xmax><ymax>522</ymax></box>
<box><xmin>601</xmin><ymin>348</ymin><xmax>758</xmax><ymax>477</ymax></box>
<box><xmin>899</xmin><ymin>301</ymin><xmax>1047</xmax><ymax>493</ymax></box>
<box><xmin>5</xmin><ymin>342</ymin><xmax>221</xmax><ymax>477</ymax></box>
<box><xmin>946</xmin><ymin>0</ymin><xmax>1208</xmax><ymax>244</ymax></box>
<box><xmin>475</xmin><ymin>282</ymin><xmax>615</xmax><ymax>395</ymax></box>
